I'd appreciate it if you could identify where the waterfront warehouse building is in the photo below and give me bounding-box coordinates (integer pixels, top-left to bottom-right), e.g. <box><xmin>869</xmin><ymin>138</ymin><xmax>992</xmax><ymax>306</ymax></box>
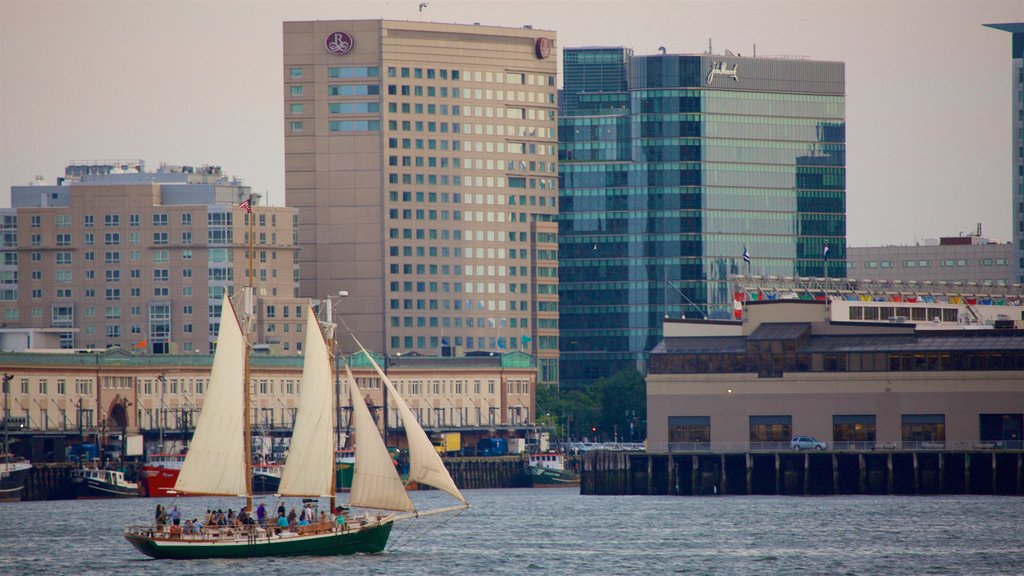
<box><xmin>0</xmin><ymin>348</ymin><xmax>536</xmax><ymax>461</ymax></box>
<box><xmin>647</xmin><ymin>288</ymin><xmax>1024</xmax><ymax>452</ymax></box>
<box><xmin>558</xmin><ymin>47</ymin><xmax>846</xmax><ymax>387</ymax></box>
<box><xmin>283</xmin><ymin>20</ymin><xmax>560</xmax><ymax>385</ymax></box>
<box><xmin>983</xmin><ymin>23</ymin><xmax>1024</xmax><ymax>284</ymax></box>
<box><xmin>1</xmin><ymin>162</ymin><xmax>301</xmax><ymax>354</ymax></box>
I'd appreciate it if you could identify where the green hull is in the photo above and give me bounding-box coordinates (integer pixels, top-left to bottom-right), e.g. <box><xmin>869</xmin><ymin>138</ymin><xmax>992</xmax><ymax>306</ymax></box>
<box><xmin>529</xmin><ymin>465</ymin><xmax>580</xmax><ymax>487</ymax></box>
<box><xmin>336</xmin><ymin>462</ymin><xmax>354</xmax><ymax>491</ymax></box>
<box><xmin>124</xmin><ymin>522</ymin><xmax>393</xmax><ymax>559</ymax></box>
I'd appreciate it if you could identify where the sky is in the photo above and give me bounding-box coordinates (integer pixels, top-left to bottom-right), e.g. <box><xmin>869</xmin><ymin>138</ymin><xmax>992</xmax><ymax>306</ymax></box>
<box><xmin>1</xmin><ymin>0</ymin><xmax>1022</xmax><ymax>247</ymax></box>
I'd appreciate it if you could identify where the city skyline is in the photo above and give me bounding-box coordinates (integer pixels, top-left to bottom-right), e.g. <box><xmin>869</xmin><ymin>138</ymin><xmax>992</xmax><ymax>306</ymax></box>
<box><xmin>2</xmin><ymin>0</ymin><xmax>1022</xmax><ymax>247</ymax></box>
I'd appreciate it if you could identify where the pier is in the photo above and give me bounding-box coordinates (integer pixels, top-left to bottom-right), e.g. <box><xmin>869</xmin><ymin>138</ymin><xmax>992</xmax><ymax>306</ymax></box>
<box><xmin>581</xmin><ymin>450</ymin><xmax>1024</xmax><ymax>496</ymax></box>
<box><xmin>17</xmin><ymin>457</ymin><xmax>551</xmax><ymax>500</ymax></box>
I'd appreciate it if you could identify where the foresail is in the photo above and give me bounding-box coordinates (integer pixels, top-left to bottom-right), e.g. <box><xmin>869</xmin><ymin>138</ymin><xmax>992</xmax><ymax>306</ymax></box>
<box><xmin>345</xmin><ymin>362</ymin><xmax>414</xmax><ymax>512</ymax></box>
<box><xmin>350</xmin><ymin>335</ymin><xmax>466</xmax><ymax>505</ymax></box>
<box><xmin>174</xmin><ymin>295</ymin><xmax>248</xmax><ymax>497</ymax></box>
<box><xmin>278</xmin><ymin>305</ymin><xmax>335</xmax><ymax>497</ymax></box>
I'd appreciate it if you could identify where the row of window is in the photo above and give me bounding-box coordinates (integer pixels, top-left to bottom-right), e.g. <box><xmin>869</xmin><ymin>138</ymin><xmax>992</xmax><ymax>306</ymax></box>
<box><xmin>386</xmin><ymin>170</ymin><xmax>558</xmax><ymax>192</ymax></box>
<box><xmin>670</xmin><ymin>414</ymin><xmax>952</xmax><ymax>443</ymax></box>
<box><xmin>17</xmin><ymin>212</ymin><xmax>273</xmax><ymax>229</ymax></box>
<box><xmin>670</xmin><ymin>413</ymin><xmax>1020</xmax><ymax>445</ymax></box>
<box><xmin>650</xmin><ymin>350</ymin><xmax>1024</xmax><ymax>376</ymax></box>
<box><xmin>852</xmin><ymin>258</ymin><xmax>1009</xmax><ymax>269</ymax></box>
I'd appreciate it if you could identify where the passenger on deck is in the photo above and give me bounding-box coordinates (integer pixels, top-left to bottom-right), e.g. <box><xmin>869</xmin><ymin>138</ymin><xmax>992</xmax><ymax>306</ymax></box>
<box><xmin>287</xmin><ymin>508</ymin><xmax>298</xmax><ymax>530</ymax></box>
<box><xmin>276</xmin><ymin>512</ymin><xmax>288</xmax><ymax>534</ymax></box>
<box><xmin>256</xmin><ymin>503</ymin><xmax>267</xmax><ymax>528</ymax></box>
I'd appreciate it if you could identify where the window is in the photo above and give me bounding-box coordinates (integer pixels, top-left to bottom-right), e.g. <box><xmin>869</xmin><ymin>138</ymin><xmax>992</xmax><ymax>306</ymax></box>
<box><xmin>668</xmin><ymin>416</ymin><xmax>710</xmax><ymax>444</ymax></box>
<box><xmin>832</xmin><ymin>415</ymin><xmax>876</xmax><ymax>444</ymax></box>
<box><xmin>902</xmin><ymin>414</ymin><xmax>945</xmax><ymax>444</ymax></box>
<box><xmin>749</xmin><ymin>415</ymin><xmax>792</xmax><ymax>442</ymax></box>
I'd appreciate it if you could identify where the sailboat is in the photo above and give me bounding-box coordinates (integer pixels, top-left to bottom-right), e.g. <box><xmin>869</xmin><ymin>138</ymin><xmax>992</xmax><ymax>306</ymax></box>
<box><xmin>124</xmin><ymin>293</ymin><xmax>467</xmax><ymax>559</ymax></box>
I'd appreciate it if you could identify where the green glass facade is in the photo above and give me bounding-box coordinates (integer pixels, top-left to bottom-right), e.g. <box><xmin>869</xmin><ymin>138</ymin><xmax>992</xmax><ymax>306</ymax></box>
<box><xmin>983</xmin><ymin>23</ymin><xmax>1024</xmax><ymax>283</ymax></box>
<box><xmin>559</xmin><ymin>49</ymin><xmax>846</xmax><ymax>387</ymax></box>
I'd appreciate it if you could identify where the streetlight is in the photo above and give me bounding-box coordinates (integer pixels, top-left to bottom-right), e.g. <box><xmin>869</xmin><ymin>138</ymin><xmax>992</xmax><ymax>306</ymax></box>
<box><xmin>320</xmin><ymin>290</ymin><xmax>349</xmax><ymax>452</ymax></box>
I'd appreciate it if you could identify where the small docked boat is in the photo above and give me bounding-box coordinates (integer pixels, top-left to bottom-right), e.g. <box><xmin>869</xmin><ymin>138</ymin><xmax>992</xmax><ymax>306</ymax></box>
<box><xmin>252</xmin><ymin>463</ymin><xmax>282</xmax><ymax>494</ymax></box>
<box><xmin>528</xmin><ymin>452</ymin><xmax>579</xmax><ymax>487</ymax></box>
<box><xmin>139</xmin><ymin>453</ymin><xmax>185</xmax><ymax>497</ymax></box>
<box><xmin>124</xmin><ymin>292</ymin><xmax>467</xmax><ymax>559</ymax></box>
<box><xmin>72</xmin><ymin>467</ymin><xmax>139</xmax><ymax>498</ymax></box>
<box><xmin>0</xmin><ymin>455</ymin><xmax>32</xmax><ymax>502</ymax></box>
<box><xmin>142</xmin><ymin>455</ymin><xmax>282</xmax><ymax>497</ymax></box>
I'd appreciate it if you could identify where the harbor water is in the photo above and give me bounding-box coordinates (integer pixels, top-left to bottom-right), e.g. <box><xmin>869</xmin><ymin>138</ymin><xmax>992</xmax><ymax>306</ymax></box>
<box><xmin>1</xmin><ymin>488</ymin><xmax>1022</xmax><ymax>575</ymax></box>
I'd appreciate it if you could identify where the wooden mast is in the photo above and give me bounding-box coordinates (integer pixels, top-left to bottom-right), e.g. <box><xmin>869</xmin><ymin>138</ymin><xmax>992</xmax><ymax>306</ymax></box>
<box><xmin>243</xmin><ymin>199</ymin><xmax>255</xmax><ymax>513</ymax></box>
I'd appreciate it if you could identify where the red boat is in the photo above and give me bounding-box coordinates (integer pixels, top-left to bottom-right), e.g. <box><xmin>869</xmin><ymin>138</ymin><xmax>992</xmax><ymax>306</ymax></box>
<box><xmin>139</xmin><ymin>454</ymin><xmax>185</xmax><ymax>497</ymax></box>
<box><xmin>141</xmin><ymin>453</ymin><xmax>283</xmax><ymax>497</ymax></box>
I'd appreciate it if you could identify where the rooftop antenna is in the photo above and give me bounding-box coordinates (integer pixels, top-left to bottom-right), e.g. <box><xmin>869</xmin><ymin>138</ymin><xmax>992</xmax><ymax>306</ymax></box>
<box><xmin>753</xmin><ymin>43</ymin><xmax>757</xmax><ymax>58</ymax></box>
<box><xmin>658</xmin><ymin>46</ymin><xmax>666</xmax><ymax>55</ymax></box>
<box><xmin>418</xmin><ymin>2</ymin><xmax>427</xmax><ymax>20</ymax></box>
<box><xmin>708</xmin><ymin>38</ymin><xmax>712</xmax><ymax>55</ymax></box>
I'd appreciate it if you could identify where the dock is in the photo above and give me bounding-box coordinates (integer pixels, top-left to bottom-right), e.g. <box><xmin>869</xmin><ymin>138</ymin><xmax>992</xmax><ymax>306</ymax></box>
<box><xmin>581</xmin><ymin>450</ymin><xmax>1024</xmax><ymax>496</ymax></box>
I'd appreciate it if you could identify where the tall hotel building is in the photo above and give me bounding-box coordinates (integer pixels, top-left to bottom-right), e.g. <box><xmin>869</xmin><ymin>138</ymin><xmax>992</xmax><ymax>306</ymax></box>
<box><xmin>984</xmin><ymin>23</ymin><xmax>1024</xmax><ymax>284</ymax></box>
<box><xmin>559</xmin><ymin>48</ymin><xmax>846</xmax><ymax>387</ymax></box>
<box><xmin>283</xmin><ymin>20</ymin><xmax>560</xmax><ymax>384</ymax></box>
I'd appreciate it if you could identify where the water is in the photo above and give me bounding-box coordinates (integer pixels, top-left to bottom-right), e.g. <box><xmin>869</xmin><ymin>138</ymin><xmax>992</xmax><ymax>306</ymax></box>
<box><xmin>2</xmin><ymin>489</ymin><xmax>1023</xmax><ymax>575</ymax></box>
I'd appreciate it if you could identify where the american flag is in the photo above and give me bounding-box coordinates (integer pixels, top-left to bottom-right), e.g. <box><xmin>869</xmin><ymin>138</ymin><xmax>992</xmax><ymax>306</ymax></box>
<box><xmin>238</xmin><ymin>196</ymin><xmax>253</xmax><ymax>213</ymax></box>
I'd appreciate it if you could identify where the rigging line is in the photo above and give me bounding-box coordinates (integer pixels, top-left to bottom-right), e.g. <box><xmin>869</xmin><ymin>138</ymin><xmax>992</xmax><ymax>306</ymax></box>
<box><xmin>386</xmin><ymin>506</ymin><xmax>467</xmax><ymax>553</ymax></box>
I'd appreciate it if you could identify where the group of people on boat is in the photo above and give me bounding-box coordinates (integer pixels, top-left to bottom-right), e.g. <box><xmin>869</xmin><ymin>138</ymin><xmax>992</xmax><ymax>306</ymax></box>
<box><xmin>150</xmin><ymin>501</ymin><xmax>351</xmax><ymax>539</ymax></box>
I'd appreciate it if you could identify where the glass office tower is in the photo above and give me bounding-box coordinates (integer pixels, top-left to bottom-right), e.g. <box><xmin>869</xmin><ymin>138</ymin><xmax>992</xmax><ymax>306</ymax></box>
<box><xmin>984</xmin><ymin>23</ymin><xmax>1024</xmax><ymax>283</ymax></box>
<box><xmin>559</xmin><ymin>49</ymin><xmax>846</xmax><ymax>387</ymax></box>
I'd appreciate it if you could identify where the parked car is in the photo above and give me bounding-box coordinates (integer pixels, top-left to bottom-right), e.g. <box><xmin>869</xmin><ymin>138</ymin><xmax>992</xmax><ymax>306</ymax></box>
<box><xmin>791</xmin><ymin>436</ymin><xmax>827</xmax><ymax>451</ymax></box>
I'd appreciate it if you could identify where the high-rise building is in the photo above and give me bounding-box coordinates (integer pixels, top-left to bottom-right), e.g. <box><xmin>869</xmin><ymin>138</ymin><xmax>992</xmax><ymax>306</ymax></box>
<box><xmin>283</xmin><ymin>20</ymin><xmax>560</xmax><ymax>385</ymax></box>
<box><xmin>1</xmin><ymin>161</ymin><xmax>301</xmax><ymax>353</ymax></box>
<box><xmin>559</xmin><ymin>48</ymin><xmax>846</xmax><ymax>387</ymax></box>
<box><xmin>983</xmin><ymin>23</ymin><xmax>1024</xmax><ymax>284</ymax></box>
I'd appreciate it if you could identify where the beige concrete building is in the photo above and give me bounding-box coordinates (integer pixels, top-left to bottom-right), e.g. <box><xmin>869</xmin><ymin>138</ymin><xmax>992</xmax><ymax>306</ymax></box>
<box><xmin>283</xmin><ymin>20</ymin><xmax>560</xmax><ymax>385</ymax></box>
<box><xmin>1</xmin><ymin>162</ymin><xmax>303</xmax><ymax>354</ymax></box>
<box><xmin>647</xmin><ymin>298</ymin><xmax>1024</xmax><ymax>452</ymax></box>
<box><xmin>848</xmin><ymin>233</ymin><xmax>1014</xmax><ymax>286</ymax></box>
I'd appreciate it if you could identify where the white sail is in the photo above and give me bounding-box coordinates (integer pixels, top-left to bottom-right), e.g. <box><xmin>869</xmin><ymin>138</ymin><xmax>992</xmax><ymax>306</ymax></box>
<box><xmin>350</xmin><ymin>335</ymin><xmax>466</xmax><ymax>505</ymax></box>
<box><xmin>345</xmin><ymin>361</ymin><xmax>414</xmax><ymax>512</ymax></box>
<box><xmin>174</xmin><ymin>295</ymin><xmax>249</xmax><ymax>497</ymax></box>
<box><xmin>278</xmin><ymin>305</ymin><xmax>335</xmax><ymax>497</ymax></box>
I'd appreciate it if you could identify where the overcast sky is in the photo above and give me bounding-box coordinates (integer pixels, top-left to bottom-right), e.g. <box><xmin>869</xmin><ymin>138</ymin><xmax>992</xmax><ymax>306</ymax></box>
<box><xmin>2</xmin><ymin>0</ymin><xmax>1022</xmax><ymax>246</ymax></box>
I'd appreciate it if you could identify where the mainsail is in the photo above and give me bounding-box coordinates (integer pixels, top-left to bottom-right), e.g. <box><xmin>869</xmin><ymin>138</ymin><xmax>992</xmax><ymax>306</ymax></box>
<box><xmin>277</xmin><ymin>305</ymin><xmax>335</xmax><ymax>497</ymax></box>
<box><xmin>349</xmin><ymin>335</ymin><xmax>467</xmax><ymax>505</ymax></box>
<box><xmin>174</xmin><ymin>295</ymin><xmax>249</xmax><ymax>497</ymax></box>
<box><xmin>345</xmin><ymin>361</ymin><xmax>414</xmax><ymax>512</ymax></box>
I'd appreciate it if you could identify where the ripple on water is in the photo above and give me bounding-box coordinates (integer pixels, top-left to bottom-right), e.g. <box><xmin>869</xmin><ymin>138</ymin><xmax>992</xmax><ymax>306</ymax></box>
<box><xmin>2</xmin><ymin>491</ymin><xmax>1024</xmax><ymax>575</ymax></box>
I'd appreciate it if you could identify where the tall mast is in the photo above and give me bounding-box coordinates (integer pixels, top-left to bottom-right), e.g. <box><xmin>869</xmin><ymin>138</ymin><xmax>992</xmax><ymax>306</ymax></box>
<box><xmin>325</xmin><ymin>299</ymin><xmax>338</xmax><ymax>512</ymax></box>
<box><xmin>242</xmin><ymin>286</ymin><xmax>254</xmax><ymax>513</ymax></box>
<box><xmin>243</xmin><ymin>198</ymin><xmax>255</xmax><ymax>511</ymax></box>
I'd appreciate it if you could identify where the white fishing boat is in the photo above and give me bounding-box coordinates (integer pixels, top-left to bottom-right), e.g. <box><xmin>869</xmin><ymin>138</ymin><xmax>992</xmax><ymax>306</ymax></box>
<box><xmin>124</xmin><ymin>292</ymin><xmax>467</xmax><ymax>559</ymax></box>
